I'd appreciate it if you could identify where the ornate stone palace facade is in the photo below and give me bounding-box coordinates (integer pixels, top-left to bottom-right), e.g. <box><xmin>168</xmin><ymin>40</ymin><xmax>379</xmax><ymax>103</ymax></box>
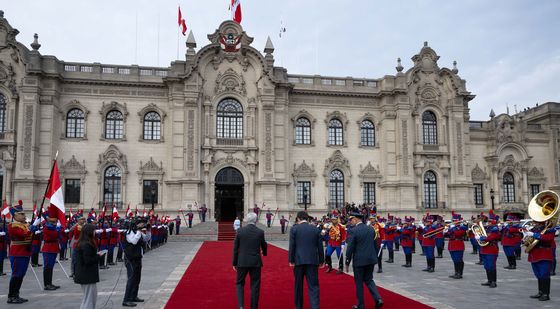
<box><xmin>0</xmin><ymin>13</ymin><xmax>559</xmax><ymax>221</ymax></box>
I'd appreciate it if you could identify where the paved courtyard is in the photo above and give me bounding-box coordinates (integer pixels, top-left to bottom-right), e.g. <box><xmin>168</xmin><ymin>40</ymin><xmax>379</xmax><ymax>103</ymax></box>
<box><xmin>1</xmin><ymin>238</ymin><xmax>559</xmax><ymax>308</ymax></box>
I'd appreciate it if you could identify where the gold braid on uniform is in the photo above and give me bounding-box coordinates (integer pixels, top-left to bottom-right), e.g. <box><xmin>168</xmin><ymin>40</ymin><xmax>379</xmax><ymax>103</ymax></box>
<box><xmin>329</xmin><ymin>224</ymin><xmax>341</xmax><ymax>242</ymax></box>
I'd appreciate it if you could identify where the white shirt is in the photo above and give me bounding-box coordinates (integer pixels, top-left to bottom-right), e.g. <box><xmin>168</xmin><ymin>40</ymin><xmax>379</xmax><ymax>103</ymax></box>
<box><xmin>233</xmin><ymin>219</ymin><xmax>241</xmax><ymax>230</ymax></box>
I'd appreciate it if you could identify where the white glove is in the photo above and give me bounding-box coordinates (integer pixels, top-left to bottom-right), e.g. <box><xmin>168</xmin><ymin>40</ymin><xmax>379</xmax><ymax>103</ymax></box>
<box><xmin>35</xmin><ymin>230</ymin><xmax>42</xmax><ymax>234</ymax></box>
<box><xmin>556</xmin><ymin>230</ymin><xmax>559</xmax><ymax>236</ymax></box>
<box><xmin>56</xmin><ymin>222</ymin><xmax>61</xmax><ymax>228</ymax></box>
<box><xmin>0</xmin><ymin>232</ymin><xmax>6</xmax><ymax>236</ymax></box>
<box><xmin>475</xmin><ymin>235</ymin><xmax>481</xmax><ymax>240</ymax></box>
<box><xmin>523</xmin><ymin>231</ymin><xmax>534</xmax><ymax>238</ymax></box>
<box><xmin>32</xmin><ymin>218</ymin><xmax>41</xmax><ymax>226</ymax></box>
<box><xmin>95</xmin><ymin>229</ymin><xmax>103</xmax><ymax>234</ymax></box>
<box><xmin>118</xmin><ymin>229</ymin><xmax>126</xmax><ymax>233</ymax></box>
<box><xmin>419</xmin><ymin>224</ymin><xmax>425</xmax><ymax>228</ymax></box>
<box><xmin>341</xmin><ymin>245</ymin><xmax>346</xmax><ymax>251</ymax></box>
<box><xmin>397</xmin><ymin>226</ymin><xmax>402</xmax><ymax>230</ymax></box>
<box><xmin>450</xmin><ymin>224</ymin><xmax>455</xmax><ymax>229</ymax></box>
<box><xmin>321</xmin><ymin>229</ymin><xmax>326</xmax><ymax>236</ymax></box>
<box><xmin>105</xmin><ymin>228</ymin><xmax>112</xmax><ymax>233</ymax></box>
<box><xmin>64</xmin><ymin>229</ymin><xmax>70</xmax><ymax>233</ymax></box>
<box><xmin>443</xmin><ymin>228</ymin><xmax>449</xmax><ymax>234</ymax></box>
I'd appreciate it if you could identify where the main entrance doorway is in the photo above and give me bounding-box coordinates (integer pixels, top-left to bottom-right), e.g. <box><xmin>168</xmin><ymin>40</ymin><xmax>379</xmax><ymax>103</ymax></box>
<box><xmin>215</xmin><ymin>167</ymin><xmax>244</xmax><ymax>222</ymax></box>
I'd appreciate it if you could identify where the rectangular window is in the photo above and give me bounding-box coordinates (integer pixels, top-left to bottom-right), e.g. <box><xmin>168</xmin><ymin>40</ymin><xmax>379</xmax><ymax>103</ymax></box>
<box><xmin>363</xmin><ymin>182</ymin><xmax>376</xmax><ymax>204</ymax></box>
<box><xmin>503</xmin><ymin>184</ymin><xmax>515</xmax><ymax>203</ymax></box>
<box><xmin>64</xmin><ymin>179</ymin><xmax>81</xmax><ymax>204</ymax></box>
<box><xmin>474</xmin><ymin>183</ymin><xmax>484</xmax><ymax>205</ymax></box>
<box><xmin>530</xmin><ymin>184</ymin><xmax>540</xmax><ymax>198</ymax></box>
<box><xmin>296</xmin><ymin>181</ymin><xmax>311</xmax><ymax>204</ymax></box>
<box><xmin>142</xmin><ymin>180</ymin><xmax>158</xmax><ymax>204</ymax></box>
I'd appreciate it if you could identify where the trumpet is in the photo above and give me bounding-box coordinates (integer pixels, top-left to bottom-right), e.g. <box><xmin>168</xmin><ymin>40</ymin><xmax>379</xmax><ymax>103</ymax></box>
<box><xmin>423</xmin><ymin>220</ymin><xmax>468</xmax><ymax>238</ymax></box>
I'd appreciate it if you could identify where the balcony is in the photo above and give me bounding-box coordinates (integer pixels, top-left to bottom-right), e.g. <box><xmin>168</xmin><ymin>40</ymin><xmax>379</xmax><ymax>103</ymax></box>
<box><xmin>216</xmin><ymin>138</ymin><xmax>243</xmax><ymax>146</ymax></box>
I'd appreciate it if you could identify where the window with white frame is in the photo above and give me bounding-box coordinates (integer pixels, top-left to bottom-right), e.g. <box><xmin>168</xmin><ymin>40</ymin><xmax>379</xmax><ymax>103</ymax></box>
<box><xmin>474</xmin><ymin>183</ymin><xmax>484</xmax><ymax>205</ymax></box>
<box><xmin>105</xmin><ymin>110</ymin><xmax>124</xmax><ymax>139</ymax></box>
<box><xmin>296</xmin><ymin>181</ymin><xmax>311</xmax><ymax>204</ymax></box>
<box><xmin>424</xmin><ymin>170</ymin><xmax>437</xmax><ymax>208</ymax></box>
<box><xmin>503</xmin><ymin>172</ymin><xmax>515</xmax><ymax>203</ymax></box>
<box><xmin>295</xmin><ymin>117</ymin><xmax>311</xmax><ymax>145</ymax></box>
<box><xmin>422</xmin><ymin>111</ymin><xmax>437</xmax><ymax>145</ymax></box>
<box><xmin>216</xmin><ymin>98</ymin><xmax>243</xmax><ymax>139</ymax></box>
<box><xmin>66</xmin><ymin>108</ymin><xmax>85</xmax><ymax>138</ymax></box>
<box><xmin>328</xmin><ymin>119</ymin><xmax>343</xmax><ymax>146</ymax></box>
<box><xmin>360</xmin><ymin>120</ymin><xmax>375</xmax><ymax>146</ymax></box>
<box><xmin>329</xmin><ymin>169</ymin><xmax>344</xmax><ymax>208</ymax></box>
<box><xmin>143</xmin><ymin>111</ymin><xmax>161</xmax><ymax>140</ymax></box>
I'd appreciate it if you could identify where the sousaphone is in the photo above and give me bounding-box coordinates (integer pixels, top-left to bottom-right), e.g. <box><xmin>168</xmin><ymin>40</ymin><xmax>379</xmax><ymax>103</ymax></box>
<box><xmin>522</xmin><ymin>190</ymin><xmax>560</xmax><ymax>253</ymax></box>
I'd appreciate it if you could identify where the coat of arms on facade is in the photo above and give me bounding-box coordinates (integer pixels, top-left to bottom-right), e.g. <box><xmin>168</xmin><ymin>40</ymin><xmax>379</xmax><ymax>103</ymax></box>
<box><xmin>220</xmin><ymin>33</ymin><xmax>241</xmax><ymax>52</ymax></box>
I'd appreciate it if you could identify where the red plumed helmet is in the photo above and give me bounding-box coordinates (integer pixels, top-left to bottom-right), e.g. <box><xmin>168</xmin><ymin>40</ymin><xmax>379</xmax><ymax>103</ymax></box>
<box><xmin>18</xmin><ymin>199</ymin><xmax>23</xmax><ymax>205</ymax></box>
<box><xmin>47</xmin><ymin>205</ymin><xmax>57</xmax><ymax>219</ymax></box>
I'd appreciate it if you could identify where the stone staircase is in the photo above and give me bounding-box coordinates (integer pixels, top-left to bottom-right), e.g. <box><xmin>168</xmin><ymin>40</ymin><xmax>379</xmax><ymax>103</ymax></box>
<box><xmin>218</xmin><ymin>221</ymin><xmax>236</xmax><ymax>241</ymax></box>
<box><xmin>169</xmin><ymin>221</ymin><xmax>217</xmax><ymax>241</ymax></box>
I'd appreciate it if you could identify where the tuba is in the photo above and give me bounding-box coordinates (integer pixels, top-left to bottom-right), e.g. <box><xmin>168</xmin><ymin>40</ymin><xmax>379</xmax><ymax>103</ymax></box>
<box><xmin>522</xmin><ymin>190</ymin><xmax>560</xmax><ymax>253</ymax></box>
<box><xmin>470</xmin><ymin>220</ymin><xmax>489</xmax><ymax>247</ymax></box>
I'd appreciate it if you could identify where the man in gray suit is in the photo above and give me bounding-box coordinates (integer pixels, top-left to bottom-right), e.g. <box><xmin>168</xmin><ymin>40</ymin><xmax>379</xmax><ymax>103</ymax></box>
<box><xmin>289</xmin><ymin>211</ymin><xmax>324</xmax><ymax>309</ymax></box>
<box><xmin>345</xmin><ymin>213</ymin><xmax>384</xmax><ymax>309</ymax></box>
<box><xmin>233</xmin><ymin>212</ymin><xmax>268</xmax><ymax>309</ymax></box>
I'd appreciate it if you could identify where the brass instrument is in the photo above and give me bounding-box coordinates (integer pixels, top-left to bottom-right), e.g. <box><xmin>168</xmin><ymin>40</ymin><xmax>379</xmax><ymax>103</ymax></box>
<box><xmin>423</xmin><ymin>220</ymin><xmax>467</xmax><ymax>238</ymax></box>
<box><xmin>522</xmin><ymin>190</ymin><xmax>560</xmax><ymax>253</ymax></box>
<box><xmin>470</xmin><ymin>220</ymin><xmax>489</xmax><ymax>247</ymax></box>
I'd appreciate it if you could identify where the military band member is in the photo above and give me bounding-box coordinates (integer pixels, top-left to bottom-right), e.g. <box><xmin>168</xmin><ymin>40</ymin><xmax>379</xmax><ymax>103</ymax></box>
<box><xmin>175</xmin><ymin>215</ymin><xmax>181</xmax><ymax>235</ymax></box>
<box><xmin>41</xmin><ymin>207</ymin><xmax>62</xmax><ymax>290</ymax></box>
<box><xmin>383</xmin><ymin>215</ymin><xmax>396</xmax><ymax>264</ymax></box>
<box><xmin>373</xmin><ymin>216</ymin><xmax>385</xmax><ymax>273</ymax></box>
<box><xmin>108</xmin><ymin>223</ymin><xmax>119</xmax><ymax>265</ymax></box>
<box><xmin>394</xmin><ymin>218</ymin><xmax>401</xmax><ymax>252</ymax></box>
<box><xmin>501</xmin><ymin>215</ymin><xmax>522</xmax><ymax>270</ymax></box>
<box><xmin>59</xmin><ymin>223</ymin><xmax>69</xmax><ymax>261</ymax></box>
<box><xmin>323</xmin><ymin>216</ymin><xmax>347</xmax><ymax>274</ymax></box>
<box><xmin>434</xmin><ymin>217</ymin><xmax>445</xmax><ymax>258</ymax></box>
<box><xmin>523</xmin><ymin>222</ymin><xmax>555</xmax><ymax>301</ymax></box>
<box><xmin>7</xmin><ymin>204</ymin><xmax>41</xmax><ymax>304</ymax></box>
<box><xmin>446</xmin><ymin>212</ymin><xmax>467</xmax><ymax>279</ymax></box>
<box><xmin>476</xmin><ymin>212</ymin><xmax>500</xmax><ymax>288</ymax></box>
<box><xmin>400</xmin><ymin>217</ymin><xmax>414</xmax><ymax>267</ymax></box>
<box><xmin>468</xmin><ymin>216</ymin><xmax>479</xmax><ymax>255</ymax></box>
<box><xmin>421</xmin><ymin>216</ymin><xmax>437</xmax><ymax>272</ymax></box>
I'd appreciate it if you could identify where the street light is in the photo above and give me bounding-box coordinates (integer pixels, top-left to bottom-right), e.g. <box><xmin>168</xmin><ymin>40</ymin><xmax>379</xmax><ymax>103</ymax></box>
<box><xmin>303</xmin><ymin>186</ymin><xmax>308</xmax><ymax>211</ymax></box>
<box><xmin>490</xmin><ymin>188</ymin><xmax>495</xmax><ymax>211</ymax></box>
<box><xmin>150</xmin><ymin>182</ymin><xmax>157</xmax><ymax>211</ymax></box>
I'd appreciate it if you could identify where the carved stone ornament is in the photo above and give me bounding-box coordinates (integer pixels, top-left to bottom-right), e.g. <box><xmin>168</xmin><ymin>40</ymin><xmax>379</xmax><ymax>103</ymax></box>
<box><xmin>471</xmin><ymin>163</ymin><xmax>487</xmax><ymax>182</ymax></box>
<box><xmin>0</xmin><ymin>60</ymin><xmax>17</xmax><ymax>97</ymax></box>
<box><xmin>411</xmin><ymin>42</ymin><xmax>440</xmax><ymax>73</ymax></box>
<box><xmin>417</xmin><ymin>84</ymin><xmax>440</xmax><ymax>105</ymax></box>
<box><xmin>358</xmin><ymin>162</ymin><xmax>382</xmax><ymax>181</ymax></box>
<box><xmin>293</xmin><ymin>161</ymin><xmax>317</xmax><ymax>178</ymax></box>
<box><xmin>324</xmin><ymin>150</ymin><xmax>351</xmax><ymax>178</ymax></box>
<box><xmin>215</xmin><ymin>68</ymin><xmax>246</xmax><ymax>96</ymax></box>
<box><xmin>61</xmin><ymin>155</ymin><xmax>87</xmax><ymax>174</ymax></box>
<box><xmin>137</xmin><ymin>157</ymin><xmax>164</xmax><ymax>184</ymax></box>
<box><xmin>495</xmin><ymin>116</ymin><xmax>516</xmax><ymax>144</ymax></box>
<box><xmin>527</xmin><ymin>167</ymin><xmax>545</xmax><ymax>180</ymax></box>
<box><xmin>498</xmin><ymin>154</ymin><xmax>521</xmax><ymax>173</ymax></box>
<box><xmin>97</xmin><ymin>144</ymin><xmax>128</xmax><ymax>182</ymax></box>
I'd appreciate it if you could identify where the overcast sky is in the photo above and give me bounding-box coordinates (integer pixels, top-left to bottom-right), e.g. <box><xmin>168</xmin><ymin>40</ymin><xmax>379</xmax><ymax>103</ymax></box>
<box><xmin>3</xmin><ymin>0</ymin><xmax>559</xmax><ymax>120</ymax></box>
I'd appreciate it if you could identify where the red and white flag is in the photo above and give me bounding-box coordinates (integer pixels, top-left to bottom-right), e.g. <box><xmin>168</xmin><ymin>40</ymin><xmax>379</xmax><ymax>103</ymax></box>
<box><xmin>45</xmin><ymin>160</ymin><xmax>66</xmax><ymax>228</ymax></box>
<box><xmin>178</xmin><ymin>6</ymin><xmax>187</xmax><ymax>36</ymax></box>
<box><xmin>1</xmin><ymin>200</ymin><xmax>10</xmax><ymax>219</ymax></box>
<box><xmin>112</xmin><ymin>203</ymin><xmax>119</xmax><ymax>221</ymax></box>
<box><xmin>126</xmin><ymin>203</ymin><xmax>133</xmax><ymax>217</ymax></box>
<box><xmin>230</xmin><ymin>0</ymin><xmax>242</xmax><ymax>24</ymax></box>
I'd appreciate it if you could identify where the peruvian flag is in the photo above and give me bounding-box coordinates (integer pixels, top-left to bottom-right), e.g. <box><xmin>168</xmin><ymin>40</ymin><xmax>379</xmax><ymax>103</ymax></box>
<box><xmin>46</xmin><ymin>160</ymin><xmax>66</xmax><ymax>228</ymax></box>
<box><xmin>112</xmin><ymin>203</ymin><xmax>119</xmax><ymax>221</ymax></box>
<box><xmin>178</xmin><ymin>6</ymin><xmax>187</xmax><ymax>36</ymax></box>
<box><xmin>1</xmin><ymin>200</ymin><xmax>10</xmax><ymax>219</ymax></box>
<box><xmin>142</xmin><ymin>210</ymin><xmax>147</xmax><ymax>217</ymax></box>
<box><xmin>100</xmin><ymin>203</ymin><xmax>107</xmax><ymax>219</ymax></box>
<box><xmin>126</xmin><ymin>204</ymin><xmax>133</xmax><ymax>217</ymax></box>
<box><xmin>230</xmin><ymin>0</ymin><xmax>242</xmax><ymax>24</ymax></box>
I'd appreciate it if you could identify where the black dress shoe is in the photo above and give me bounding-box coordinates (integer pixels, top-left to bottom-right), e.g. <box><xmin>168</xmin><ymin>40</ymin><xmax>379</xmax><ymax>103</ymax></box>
<box><xmin>538</xmin><ymin>294</ymin><xmax>550</xmax><ymax>301</ymax></box>
<box><xmin>122</xmin><ymin>302</ymin><xmax>137</xmax><ymax>307</ymax></box>
<box><xmin>132</xmin><ymin>297</ymin><xmax>144</xmax><ymax>302</ymax></box>
<box><xmin>376</xmin><ymin>269</ymin><xmax>383</xmax><ymax>273</ymax></box>
<box><xmin>108</xmin><ymin>262</ymin><xmax>116</xmax><ymax>266</ymax></box>
<box><xmin>7</xmin><ymin>297</ymin><xmax>25</xmax><ymax>304</ymax></box>
<box><xmin>481</xmin><ymin>281</ymin><xmax>491</xmax><ymax>286</ymax></box>
<box><xmin>375</xmin><ymin>299</ymin><xmax>384</xmax><ymax>309</ymax></box>
<box><xmin>44</xmin><ymin>285</ymin><xmax>58</xmax><ymax>291</ymax></box>
<box><xmin>489</xmin><ymin>282</ymin><xmax>497</xmax><ymax>288</ymax></box>
<box><xmin>530</xmin><ymin>292</ymin><xmax>543</xmax><ymax>299</ymax></box>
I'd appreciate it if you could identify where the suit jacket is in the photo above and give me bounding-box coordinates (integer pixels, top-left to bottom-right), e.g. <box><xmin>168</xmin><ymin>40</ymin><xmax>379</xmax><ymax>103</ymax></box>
<box><xmin>288</xmin><ymin>221</ymin><xmax>325</xmax><ymax>265</ymax></box>
<box><xmin>232</xmin><ymin>224</ymin><xmax>267</xmax><ymax>267</ymax></box>
<box><xmin>346</xmin><ymin>222</ymin><xmax>378</xmax><ymax>267</ymax></box>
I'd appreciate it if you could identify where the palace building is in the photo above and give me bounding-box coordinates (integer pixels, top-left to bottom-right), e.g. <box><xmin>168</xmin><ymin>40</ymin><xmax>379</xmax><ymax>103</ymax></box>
<box><xmin>0</xmin><ymin>12</ymin><xmax>559</xmax><ymax>221</ymax></box>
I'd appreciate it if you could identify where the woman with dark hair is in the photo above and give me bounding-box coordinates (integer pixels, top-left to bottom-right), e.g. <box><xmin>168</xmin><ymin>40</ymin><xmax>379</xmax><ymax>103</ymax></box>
<box><xmin>74</xmin><ymin>223</ymin><xmax>100</xmax><ymax>309</ymax></box>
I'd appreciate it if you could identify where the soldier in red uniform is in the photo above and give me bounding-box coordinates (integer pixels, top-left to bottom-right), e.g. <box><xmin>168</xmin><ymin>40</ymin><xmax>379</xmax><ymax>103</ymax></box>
<box><xmin>108</xmin><ymin>224</ymin><xmax>119</xmax><ymax>265</ymax></box>
<box><xmin>524</xmin><ymin>222</ymin><xmax>556</xmax><ymax>301</ymax></box>
<box><xmin>323</xmin><ymin>216</ymin><xmax>347</xmax><ymax>274</ymax></box>
<box><xmin>476</xmin><ymin>212</ymin><xmax>500</xmax><ymax>288</ymax></box>
<box><xmin>383</xmin><ymin>214</ymin><xmax>397</xmax><ymax>263</ymax></box>
<box><xmin>41</xmin><ymin>206</ymin><xmax>62</xmax><ymax>291</ymax></box>
<box><xmin>400</xmin><ymin>217</ymin><xmax>414</xmax><ymax>267</ymax></box>
<box><xmin>421</xmin><ymin>215</ymin><xmax>437</xmax><ymax>273</ymax></box>
<box><xmin>434</xmin><ymin>216</ymin><xmax>445</xmax><ymax>258</ymax></box>
<box><xmin>59</xmin><ymin>223</ymin><xmax>69</xmax><ymax>261</ymax></box>
<box><xmin>1</xmin><ymin>214</ymin><xmax>7</xmax><ymax>276</ymax></box>
<box><xmin>7</xmin><ymin>204</ymin><xmax>41</xmax><ymax>304</ymax></box>
<box><xmin>445</xmin><ymin>211</ymin><xmax>467</xmax><ymax>279</ymax></box>
<box><xmin>371</xmin><ymin>216</ymin><xmax>385</xmax><ymax>273</ymax></box>
<box><xmin>501</xmin><ymin>214</ymin><xmax>522</xmax><ymax>270</ymax></box>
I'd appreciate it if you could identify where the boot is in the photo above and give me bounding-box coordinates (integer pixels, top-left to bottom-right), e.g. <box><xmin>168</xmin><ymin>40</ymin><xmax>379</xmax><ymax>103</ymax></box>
<box><xmin>422</xmin><ymin>259</ymin><xmax>430</xmax><ymax>271</ymax></box>
<box><xmin>386</xmin><ymin>251</ymin><xmax>394</xmax><ymax>263</ymax></box>
<box><xmin>530</xmin><ymin>279</ymin><xmax>543</xmax><ymax>298</ymax></box>
<box><xmin>458</xmin><ymin>261</ymin><xmax>464</xmax><ymax>278</ymax></box>
<box><xmin>428</xmin><ymin>258</ymin><xmax>435</xmax><ymax>272</ymax></box>
<box><xmin>14</xmin><ymin>277</ymin><xmax>28</xmax><ymax>302</ymax></box>
<box><xmin>511</xmin><ymin>256</ymin><xmax>517</xmax><ymax>269</ymax></box>
<box><xmin>449</xmin><ymin>263</ymin><xmax>459</xmax><ymax>279</ymax></box>
<box><xmin>436</xmin><ymin>247</ymin><xmax>443</xmax><ymax>258</ymax></box>
<box><xmin>395</xmin><ymin>242</ymin><xmax>400</xmax><ymax>251</ymax></box>
<box><xmin>489</xmin><ymin>270</ymin><xmax>497</xmax><ymax>288</ymax></box>
<box><xmin>481</xmin><ymin>270</ymin><xmax>491</xmax><ymax>286</ymax></box>
<box><xmin>539</xmin><ymin>278</ymin><xmax>550</xmax><ymax>301</ymax></box>
<box><xmin>337</xmin><ymin>254</ymin><xmax>344</xmax><ymax>274</ymax></box>
<box><xmin>325</xmin><ymin>255</ymin><xmax>333</xmax><ymax>273</ymax></box>
<box><xmin>407</xmin><ymin>254</ymin><xmax>413</xmax><ymax>267</ymax></box>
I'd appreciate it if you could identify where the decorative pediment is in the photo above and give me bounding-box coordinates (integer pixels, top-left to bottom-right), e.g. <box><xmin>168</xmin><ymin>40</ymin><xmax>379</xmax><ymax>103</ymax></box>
<box><xmin>215</xmin><ymin>68</ymin><xmax>246</xmax><ymax>96</ymax></box>
<box><xmin>324</xmin><ymin>110</ymin><xmax>348</xmax><ymax>125</ymax></box>
<box><xmin>411</xmin><ymin>42</ymin><xmax>440</xmax><ymax>73</ymax></box>
<box><xmin>59</xmin><ymin>155</ymin><xmax>87</xmax><ymax>179</ymax></box>
<box><xmin>99</xmin><ymin>101</ymin><xmax>128</xmax><ymax>118</ymax></box>
<box><xmin>471</xmin><ymin>163</ymin><xmax>487</xmax><ymax>182</ymax></box>
<box><xmin>207</xmin><ymin>20</ymin><xmax>254</xmax><ymax>49</ymax></box>
<box><xmin>137</xmin><ymin>157</ymin><xmax>164</xmax><ymax>184</ymax></box>
<box><xmin>495</xmin><ymin>115</ymin><xmax>517</xmax><ymax>144</ymax></box>
<box><xmin>98</xmin><ymin>145</ymin><xmax>127</xmax><ymax>170</ymax></box>
<box><xmin>324</xmin><ymin>150</ymin><xmax>351</xmax><ymax>177</ymax></box>
<box><xmin>60</xmin><ymin>99</ymin><xmax>90</xmax><ymax>119</ymax></box>
<box><xmin>137</xmin><ymin>103</ymin><xmax>167</xmax><ymax>120</ymax></box>
<box><xmin>358</xmin><ymin>162</ymin><xmax>382</xmax><ymax>181</ymax></box>
<box><xmin>527</xmin><ymin>167</ymin><xmax>545</xmax><ymax>180</ymax></box>
<box><xmin>417</xmin><ymin>85</ymin><xmax>440</xmax><ymax>105</ymax></box>
<box><xmin>293</xmin><ymin>161</ymin><xmax>317</xmax><ymax>178</ymax></box>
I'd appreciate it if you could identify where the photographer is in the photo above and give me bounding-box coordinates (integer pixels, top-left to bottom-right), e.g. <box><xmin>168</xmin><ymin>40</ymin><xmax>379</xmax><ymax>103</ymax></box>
<box><xmin>122</xmin><ymin>219</ymin><xmax>149</xmax><ymax>307</ymax></box>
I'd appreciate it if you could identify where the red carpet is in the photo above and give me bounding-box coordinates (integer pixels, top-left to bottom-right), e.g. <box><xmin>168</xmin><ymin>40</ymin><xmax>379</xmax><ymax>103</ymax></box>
<box><xmin>218</xmin><ymin>221</ymin><xmax>236</xmax><ymax>241</ymax></box>
<box><xmin>166</xmin><ymin>241</ymin><xmax>432</xmax><ymax>309</ymax></box>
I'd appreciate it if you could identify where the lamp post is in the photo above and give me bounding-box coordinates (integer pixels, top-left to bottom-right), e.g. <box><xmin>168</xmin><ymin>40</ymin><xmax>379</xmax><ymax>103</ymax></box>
<box><xmin>150</xmin><ymin>182</ymin><xmax>157</xmax><ymax>211</ymax></box>
<box><xmin>490</xmin><ymin>188</ymin><xmax>495</xmax><ymax>211</ymax></box>
<box><xmin>303</xmin><ymin>186</ymin><xmax>308</xmax><ymax>211</ymax></box>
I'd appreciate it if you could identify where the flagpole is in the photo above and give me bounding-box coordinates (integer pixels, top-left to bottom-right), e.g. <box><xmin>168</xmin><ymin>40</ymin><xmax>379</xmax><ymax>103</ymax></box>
<box><xmin>135</xmin><ymin>8</ymin><xmax>139</xmax><ymax>64</ymax></box>
<box><xmin>177</xmin><ymin>4</ymin><xmax>180</xmax><ymax>59</ymax></box>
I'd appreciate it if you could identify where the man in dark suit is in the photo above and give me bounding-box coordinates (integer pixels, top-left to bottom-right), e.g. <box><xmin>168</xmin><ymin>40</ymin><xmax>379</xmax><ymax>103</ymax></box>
<box><xmin>345</xmin><ymin>213</ymin><xmax>384</xmax><ymax>309</ymax></box>
<box><xmin>289</xmin><ymin>211</ymin><xmax>324</xmax><ymax>309</ymax></box>
<box><xmin>232</xmin><ymin>212</ymin><xmax>268</xmax><ymax>309</ymax></box>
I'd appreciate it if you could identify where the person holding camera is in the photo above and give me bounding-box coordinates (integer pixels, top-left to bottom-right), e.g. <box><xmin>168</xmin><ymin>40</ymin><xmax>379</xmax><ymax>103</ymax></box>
<box><xmin>122</xmin><ymin>219</ymin><xmax>149</xmax><ymax>307</ymax></box>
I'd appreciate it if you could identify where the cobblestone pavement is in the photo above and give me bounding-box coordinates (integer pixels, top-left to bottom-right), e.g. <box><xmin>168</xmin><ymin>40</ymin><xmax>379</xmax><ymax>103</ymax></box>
<box><xmin>3</xmin><ymin>239</ymin><xmax>558</xmax><ymax>309</ymax></box>
<box><xmin>271</xmin><ymin>241</ymin><xmax>560</xmax><ymax>309</ymax></box>
<box><xmin>0</xmin><ymin>241</ymin><xmax>201</xmax><ymax>309</ymax></box>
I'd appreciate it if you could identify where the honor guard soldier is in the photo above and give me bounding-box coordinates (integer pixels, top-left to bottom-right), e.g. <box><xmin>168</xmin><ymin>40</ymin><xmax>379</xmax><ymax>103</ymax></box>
<box><xmin>410</xmin><ymin>217</ymin><xmax>417</xmax><ymax>254</ymax></box>
<box><xmin>7</xmin><ymin>203</ymin><xmax>41</xmax><ymax>304</ymax></box>
<box><xmin>108</xmin><ymin>223</ymin><xmax>119</xmax><ymax>265</ymax></box>
<box><xmin>468</xmin><ymin>215</ymin><xmax>479</xmax><ymax>254</ymax></box>
<box><xmin>445</xmin><ymin>211</ymin><xmax>467</xmax><ymax>279</ymax></box>
<box><xmin>41</xmin><ymin>206</ymin><xmax>62</xmax><ymax>290</ymax></box>
<box><xmin>523</xmin><ymin>221</ymin><xmax>556</xmax><ymax>301</ymax></box>
<box><xmin>475</xmin><ymin>210</ymin><xmax>500</xmax><ymax>288</ymax></box>
<box><xmin>394</xmin><ymin>217</ymin><xmax>401</xmax><ymax>252</ymax></box>
<box><xmin>266</xmin><ymin>209</ymin><xmax>274</xmax><ymax>228</ymax></box>
<box><xmin>59</xmin><ymin>221</ymin><xmax>69</xmax><ymax>261</ymax></box>
<box><xmin>400</xmin><ymin>217</ymin><xmax>414</xmax><ymax>267</ymax></box>
<box><xmin>372</xmin><ymin>216</ymin><xmax>384</xmax><ymax>273</ymax></box>
<box><xmin>434</xmin><ymin>216</ymin><xmax>445</xmax><ymax>258</ymax></box>
<box><xmin>174</xmin><ymin>215</ymin><xmax>181</xmax><ymax>235</ymax></box>
<box><xmin>421</xmin><ymin>215</ymin><xmax>437</xmax><ymax>272</ymax></box>
<box><xmin>186</xmin><ymin>210</ymin><xmax>194</xmax><ymax>228</ymax></box>
<box><xmin>383</xmin><ymin>214</ymin><xmax>396</xmax><ymax>263</ymax></box>
<box><xmin>323</xmin><ymin>216</ymin><xmax>347</xmax><ymax>274</ymax></box>
<box><xmin>502</xmin><ymin>214</ymin><xmax>522</xmax><ymax>270</ymax></box>
<box><xmin>417</xmin><ymin>217</ymin><xmax>425</xmax><ymax>256</ymax></box>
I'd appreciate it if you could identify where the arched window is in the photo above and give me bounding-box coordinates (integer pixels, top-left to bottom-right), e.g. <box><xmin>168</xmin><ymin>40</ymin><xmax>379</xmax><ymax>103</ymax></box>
<box><xmin>503</xmin><ymin>172</ymin><xmax>515</xmax><ymax>203</ymax></box>
<box><xmin>105</xmin><ymin>110</ymin><xmax>124</xmax><ymax>139</ymax></box>
<box><xmin>329</xmin><ymin>169</ymin><xmax>344</xmax><ymax>208</ymax></box>
<box><xmin>360</xmin><ymin>120</ymin><xmax>375</xmax><ymax>146</ymax></box>
<box><xmin>0</xmin><ymin>93</ymin><xmax>7</xmax><ymax>133</ymax></box>
<box><xmin>103</xmin><ymin>166</ymin><xmax>122</xmax><ymax>207</ymax></box>
<box><xmin>216</xmin><ymin>98</ymin><xmax>243</xmax><ymax>139</ymax></box>
<box><xmin>424</xmin><ymin>170</ymin><xmax>437</xmax><ymax>208</ymax></box>
<box><xmin>422</xmin><ymin>111</ymin><xmax>437</xmax><ymax>145</ymax></box>
<box><xmin>143</xmin><ymin>111</ymin><xmax>161</xmax><ymax>140</ymax></box>
<box><xmin>295</xmin><ymin>117</ymin><xmax>311</xmax><ymax>145</ymax></box>
<box><xmin>66</xmin><ymin>108</ymin><xmax>85</xmax><ymax>138</ymax></box>
<box><xmin>328</xmin><ymin>118</ymin><xmax>343</xmax><ymax>146</ymax></box>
